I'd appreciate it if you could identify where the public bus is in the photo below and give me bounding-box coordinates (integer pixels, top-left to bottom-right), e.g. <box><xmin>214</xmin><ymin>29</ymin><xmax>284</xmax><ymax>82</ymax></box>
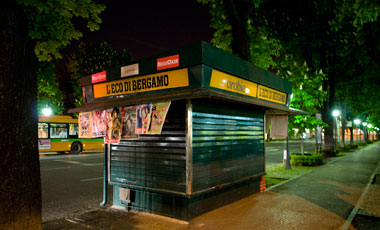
<box><xmin>38</xmin><ymin>115</ymin><xmax>104</xmax><ymax>154</ymax></box>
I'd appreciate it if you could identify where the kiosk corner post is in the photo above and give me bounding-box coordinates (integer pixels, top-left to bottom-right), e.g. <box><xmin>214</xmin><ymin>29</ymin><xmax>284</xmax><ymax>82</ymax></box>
<box><xmin>186</xmin><ymin>99</ymin><xmax>193</xmax><ymax>196</ymax></box>
<box><xmin>100</xmin><ymin>143</ymin><xmax>108</xmax><ymax>207</ymax></box>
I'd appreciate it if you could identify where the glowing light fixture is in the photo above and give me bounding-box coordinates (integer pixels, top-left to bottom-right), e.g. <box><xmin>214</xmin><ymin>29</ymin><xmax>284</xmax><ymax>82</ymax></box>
<box><xmin>354</xmin><ymin>119</ymin><xmax>361</xmax><ymax>125</ymax></box>
<box><xmin>332</xmin><ymin>110</ymin><xmax>340</xmax><ymax>117</ymax></box>
<box><xmin>42</xmin><ymin>107</ymin><xmax>52</xmax><ymax>116</ymax></box>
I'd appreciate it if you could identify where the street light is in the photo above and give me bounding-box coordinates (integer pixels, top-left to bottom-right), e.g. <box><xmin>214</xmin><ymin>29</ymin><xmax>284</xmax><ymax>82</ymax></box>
<box><xmin>354</xmin><ymin>119</ymin><xmax>361</xmax><ymax>143</ymax></box>
<box><xmin>42</xmin><ymin>107</ymin><xmax>53</xmax><ymax>116</ymax></box>
<box><xmin>332</xmin><ymin>110</ymin><xmax>341</xmax><ymax>149</ymax></box>
<box><xmin>332</xmin><ymin>110</ymin><xmax>340</xmax><ymax>117</ymax></box>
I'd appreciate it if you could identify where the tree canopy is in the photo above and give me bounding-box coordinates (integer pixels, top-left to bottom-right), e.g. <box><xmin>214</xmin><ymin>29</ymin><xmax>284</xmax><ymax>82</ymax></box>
<box><xmin>199</xmin><ymin>0</ymin><xmax>380</xmax><ymax>147</ymax></box>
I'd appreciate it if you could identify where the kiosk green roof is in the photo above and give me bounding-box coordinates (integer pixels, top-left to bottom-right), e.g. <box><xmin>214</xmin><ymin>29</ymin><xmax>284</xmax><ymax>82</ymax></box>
<box><xmin>69</xmin><ymin>41</ymin><xmax>296</xmax><ymax>114</ymax></box>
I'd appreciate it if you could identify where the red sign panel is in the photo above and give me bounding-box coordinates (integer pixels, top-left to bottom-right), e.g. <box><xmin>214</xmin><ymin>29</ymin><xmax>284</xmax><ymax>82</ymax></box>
<box><xmin>92</xmin><ymin>71</ymin><xmax>107</xmax><ymax>84</ymax></box>
<box><xmin>157</xmin><ymin>54</ymin><xmax>179</xmax><ymax>71</ymax></box>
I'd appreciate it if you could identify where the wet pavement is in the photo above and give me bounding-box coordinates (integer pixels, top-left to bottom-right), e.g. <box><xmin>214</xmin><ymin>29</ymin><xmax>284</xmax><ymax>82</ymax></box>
<box><xmin>43</xmin><ymin>142</ymin><xmax>380</xmax><ymax>230</ymax></box>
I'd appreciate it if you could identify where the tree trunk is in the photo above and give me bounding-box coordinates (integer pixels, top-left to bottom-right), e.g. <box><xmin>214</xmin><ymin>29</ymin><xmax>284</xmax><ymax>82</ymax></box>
<box><xmin>55</xmin><ymin>60</ymin><xmax>75</xmax><ymax>114</ymax></box>
<box><xmin>350</xmin><ymin>127</ymin><xmax>354</xmax><ymax>145</ymax></box>
<box><xmin>300</xmin><ymin>127</ymin><xmax>304</xmax><ymax>154</ymax></box>
<box><xmin>0</xmin><ymin>1</ymin><xmax>42</xmax><ymax>229</ymax></box>
<box><xmin>341</xmin><ymin>117</ymin><xmax>346</xmax><ymax>147</ymax></box>
<box><xmin>322</xmin><ymin>101</ymin><xmax>334</xmax><ymax>150</ymax></box>
<box><xmin>223</xmin><ymin>0</ymin><xmax>253</xmax><ymax>61</ymax></box>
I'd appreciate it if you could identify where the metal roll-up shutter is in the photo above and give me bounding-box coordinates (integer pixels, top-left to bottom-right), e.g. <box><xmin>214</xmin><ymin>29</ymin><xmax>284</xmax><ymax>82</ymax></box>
<box><xmin>191</xmin><ymin>100</ymin><xmax>265</xmax><ymax>193</ymax></box>
<box><xmin>109</xmin><ymin>101</ymin><xmax>187</xmax><ymax>193</ymax></box>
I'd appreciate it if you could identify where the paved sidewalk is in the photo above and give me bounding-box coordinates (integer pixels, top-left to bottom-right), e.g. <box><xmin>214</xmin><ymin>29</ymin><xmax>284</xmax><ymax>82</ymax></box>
<box><xmin>43</xmin><ymin>143</ymin><xmax>380</xmax><ymax>230</ymax></box>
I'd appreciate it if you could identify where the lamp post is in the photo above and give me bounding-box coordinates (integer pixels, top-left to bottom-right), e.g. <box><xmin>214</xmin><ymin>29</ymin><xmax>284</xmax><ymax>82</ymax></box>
<box><xmin>368</xmin><ymin>124</ymin><xmax>373</xmax><ymax>141</ymax></box>
<box><xmin>363</xmin><ymin>122</ymin><xmax>367</xmax><ymax>142</ymax></box>
<box><xmin>354</xmin><ymin>119</ymin><xmax>361</xmax><ymax>143</ymax></box>
<box><xmin>332</xmin><ymin>110</ymin><xmax>340</xmax><ymax>149</ymax></box>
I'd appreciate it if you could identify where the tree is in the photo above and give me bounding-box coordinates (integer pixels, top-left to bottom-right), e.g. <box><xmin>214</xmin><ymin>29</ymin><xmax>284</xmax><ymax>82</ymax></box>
<box><xmin>37</xmin><ymin>62</ymin><xmax>64</xmax><ymax>115</ymax></box>
<box><xmin>67</xmin><ymin>41</ymin><xmax>133</xmax><ymax>108</ymax></box>
<box><xmin>0</xmin><ymin>0</ymin><xmax>105</xmax><ymax>229</ymax></box>
<box><xmin>199</xmin><ymin>0</ymin><xmax>327</xmax><ymax>153</ymax></box>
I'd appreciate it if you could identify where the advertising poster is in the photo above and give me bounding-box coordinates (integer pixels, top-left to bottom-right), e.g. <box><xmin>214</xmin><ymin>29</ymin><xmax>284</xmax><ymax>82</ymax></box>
<box><xmin>79</xmin><ymin>112</ymin><xmax>92</xmax><ymax>138</ymax></box>
<box><xmin>38</xmin><ymin>139</ymin><xmax>51</xmax><ymax>150</ymax></box>
<box><xmin>147</xmin><ymin>101</ymin><xmax>171</xmax><ymax>134</ymax></box>
<box><xmin>121</xmin><ymin>105</ymin><xmax>138</xmax><ymax>139</ymax></box>
<box><xmin>92</xmin><ymin>110</ymin><xmax>107</xmax><ymax>137</ymax></box>
<box><xmin>105</xmin><ymin>107</ymin><xmax>123</xmax><ymax>144</ymax></box>
<box><xmin>136</xmin><ymin>104</ymin><xmax>152</xmax><ymax>134</ymax></box>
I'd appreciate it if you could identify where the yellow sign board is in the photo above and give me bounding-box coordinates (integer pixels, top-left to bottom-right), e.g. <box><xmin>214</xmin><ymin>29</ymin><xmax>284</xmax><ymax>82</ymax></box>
<box><xmin>210</xmin><ymin>70</ymin><xmax>258</xmax><ymax>97</ymax></box>
<box><xmin>93</xmin><ymin>68</ymin><xmax>189</xmax><ymax>98</ymax></box>
<box><xmin>257</xmin><ymin>85</ymin><xmax>287</xmax><ymax>105</ymax></box>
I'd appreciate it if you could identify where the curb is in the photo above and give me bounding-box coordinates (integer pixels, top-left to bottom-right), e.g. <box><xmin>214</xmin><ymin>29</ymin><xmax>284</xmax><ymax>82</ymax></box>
<box><xmin>341</xmin><ymin>160</ymin><xmax>380</xmax><ymax>230</ymax></box>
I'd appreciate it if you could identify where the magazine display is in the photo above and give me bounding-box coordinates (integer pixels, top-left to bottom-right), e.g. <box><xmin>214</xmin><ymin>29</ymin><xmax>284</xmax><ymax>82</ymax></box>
<box><xmin>105</xmin><ymin>107</ymin><xmax>123</xmax><ymax>144</ymax></box>
<box><xmin>121</xmin><ymin>105</ymin><xmax>138</xmax><ymax>139</ymax></box>
<box><xmin>147</xmin><ymin>101</ymin><xmax>171</xmax><ymax>134</ymax></box>
<box><xmin>92</xmin><ymin>110</ymin><xmax>106</xmax><ymax>137</ymax></box>
<box><xmin>136</xmin><ymin>104</ymin><xmax>151</xmax><ymax>134</ymax></box>
<box><xmin>78</xmin><ymin>112</ymin><xmax>92</xmax><ymax>138</ymax></box>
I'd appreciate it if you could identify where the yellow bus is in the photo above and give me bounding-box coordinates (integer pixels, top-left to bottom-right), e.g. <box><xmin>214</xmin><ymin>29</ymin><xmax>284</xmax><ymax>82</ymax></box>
<box><xmin>38</xmin><ymin>115</ymin><xmax>104</xmax><ymax>154</ymax></box>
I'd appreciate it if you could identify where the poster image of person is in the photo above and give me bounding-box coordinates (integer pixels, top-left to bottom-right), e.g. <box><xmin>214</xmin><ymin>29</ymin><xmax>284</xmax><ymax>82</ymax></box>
<box><xmin>78</xmin><ymin>112</ymin><xmax>92</xmax><ymax>138</ymax></box>
<box><xmin>105</xmin><ymin>107</ymin><xmax>123</xmax><ymax>144</ymax></box>
<box><xmin>136</xmin><ymin>104</ymin><xmax>151</xmax><ymax>134</ymax></box>
<box><xmin>121</xmin><ymin>105</ymin><xmax>138</xmax><ymax>139</ymax></box>
<box><xmin>92</xmin><ymin>110</ymin><xmax>106</xmax><ymax>137</ymax></box>
<box><xmin>147</xmin><ymin>101</ymin><xmax>171</xmax><ymax>134</ymax></box>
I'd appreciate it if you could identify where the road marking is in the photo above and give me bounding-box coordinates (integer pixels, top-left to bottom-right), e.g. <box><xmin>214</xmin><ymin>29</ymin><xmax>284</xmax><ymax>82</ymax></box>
<box><xmin>41</xmin><ymin>166</ymin><xmax>71</xmax><ymax>171</ymax></box>
<box><xmin>81</xmin><ymin>177</ymin><xmax>103</xmax><ymax>182</ymax></box>
<box><xmin>53</xmin><ymin>160</ymin><xmax>102</xmax><ymax>166</ymax></box>
<box><xmin>266</xmin><ymin>148</ymin><xmax>279</xmax><ymax>151</ymax></box>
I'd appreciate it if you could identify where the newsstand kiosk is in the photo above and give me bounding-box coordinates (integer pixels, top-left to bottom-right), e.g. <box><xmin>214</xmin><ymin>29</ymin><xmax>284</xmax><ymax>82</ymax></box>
<box><xmin>69</xmin><ymin>41</ymin><xmax>295</xmax><ymax>221</ymax></box>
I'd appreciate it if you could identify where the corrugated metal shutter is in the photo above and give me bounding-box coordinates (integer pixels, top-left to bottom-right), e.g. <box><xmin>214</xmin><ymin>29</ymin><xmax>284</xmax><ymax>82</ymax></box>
<box><xmin>192</xmin><ymin>101</ymin><xmax>264</xmax><ymax>192</ymax></box>
<box><xmin>109</xmin><ymin>101</ymin><xmax>187</xmax><ymax>193</ymax></box>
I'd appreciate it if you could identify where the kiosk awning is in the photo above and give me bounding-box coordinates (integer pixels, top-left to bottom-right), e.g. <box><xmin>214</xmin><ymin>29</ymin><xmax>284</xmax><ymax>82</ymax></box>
<box><xmin>69</xmin><ymin>41</ymin><xmax>295</xmax><ymax>114</ymax></box>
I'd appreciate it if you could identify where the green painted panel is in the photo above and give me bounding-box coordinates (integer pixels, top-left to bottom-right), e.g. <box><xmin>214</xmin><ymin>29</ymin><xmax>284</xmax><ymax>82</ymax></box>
<box><xmin>191</xmin><ymin>99</ymin><xmax>265</xmax><ymax>193</ymax></box>
<box><xmin>109</xmin><ymin>101</ymin><xmax>187</xmax><ymax>193</ymax></box>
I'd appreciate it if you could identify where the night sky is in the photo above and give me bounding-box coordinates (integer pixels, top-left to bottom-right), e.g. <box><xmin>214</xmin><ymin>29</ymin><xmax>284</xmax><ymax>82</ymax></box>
<box><xmin>78</xmin><ymin>0</ymin><xmax>214</xmax><ymax>60</ymax></box>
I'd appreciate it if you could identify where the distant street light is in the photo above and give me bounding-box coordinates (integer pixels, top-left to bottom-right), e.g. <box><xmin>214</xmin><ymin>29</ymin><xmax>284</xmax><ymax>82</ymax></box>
<box><xmin>332</xmin><ymin>110</ymin><xmax>340</xmax><ymax>117</ymax></box>
<box><xmin>354</xmin><ymin>119</ymin><xmax>361</xmax><ymax>143</ymax></box>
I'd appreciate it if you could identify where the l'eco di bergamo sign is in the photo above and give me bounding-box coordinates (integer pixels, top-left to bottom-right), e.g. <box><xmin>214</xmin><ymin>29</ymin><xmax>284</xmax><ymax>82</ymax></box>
<box><xmin>93</xmin><ymin>68</ymin><xmax>189</xmax><ymax>99</ymax></box>
<box><xmin>210</xmin><ymin>69</ymin><xmax>287</xmax><ymax>105</ymax></box>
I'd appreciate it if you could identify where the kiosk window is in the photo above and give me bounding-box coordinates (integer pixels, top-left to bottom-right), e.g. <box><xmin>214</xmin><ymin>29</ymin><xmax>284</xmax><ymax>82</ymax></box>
<box><xmin>38</xmin><ymin>123</ymin><xmax>49</xmax><ymax>138</ymax></box>
<box><xmin>50</xmin><ymin>123</ymin><xmax>68</xmax><ymax>139</ymax></box>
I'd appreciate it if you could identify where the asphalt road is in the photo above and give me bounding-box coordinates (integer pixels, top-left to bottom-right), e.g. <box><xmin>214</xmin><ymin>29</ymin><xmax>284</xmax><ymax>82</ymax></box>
<box><xmin>40</xmin><ymin>152</ymin><xmax>112</xmax><ymax>222</ymax></box>
<box><xmin>265</xmin><ymin>139</ymin><xmax>319</xmax><ymax>166</ymax></box>
<box><xmin>39</xmin><ymin>139</ymin><xmax>318</xmax><ymax>222</ymax></box>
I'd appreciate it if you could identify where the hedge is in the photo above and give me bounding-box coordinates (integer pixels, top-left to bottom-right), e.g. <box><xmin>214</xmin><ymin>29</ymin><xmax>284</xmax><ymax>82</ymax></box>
<box><xmin>290</xmin><ymin>153</ymin><xmax>323</xmax><ymax>166</ymax></box>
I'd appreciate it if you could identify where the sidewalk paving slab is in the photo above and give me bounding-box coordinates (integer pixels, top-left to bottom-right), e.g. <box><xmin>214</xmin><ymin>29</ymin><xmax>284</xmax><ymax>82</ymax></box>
<box><xmin>43</xmin><ymin>142</ymin><xmax>380</xmax><ymax>230</ymax></box>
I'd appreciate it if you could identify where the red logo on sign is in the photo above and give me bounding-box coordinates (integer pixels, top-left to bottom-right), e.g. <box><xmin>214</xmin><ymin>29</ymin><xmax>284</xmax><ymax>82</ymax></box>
<box><xmin>157</xmin><ymin>54</ymin><xmax>179</xmax><ymax>70</ymax></box>
<box><xmin>92</xmin><ymin>71</ymin><xmax>107</xmax><ymax>84</ymax></box>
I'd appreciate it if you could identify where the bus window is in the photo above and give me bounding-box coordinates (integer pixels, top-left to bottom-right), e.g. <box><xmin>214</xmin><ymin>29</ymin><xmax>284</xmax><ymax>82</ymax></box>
<box><xmin>50</xmin><ymin>123</ymin><xmax>68</xmax><ymax>139</ymax></box>
<box><xmin>38</xmin><ymin>123</ymin><xmax>48</xmax><ymax>138</ymax></box>
<box><xmin>69</xmin><ymin>123</ymin><xmax>78</xmax><ymax>137</ymax></box>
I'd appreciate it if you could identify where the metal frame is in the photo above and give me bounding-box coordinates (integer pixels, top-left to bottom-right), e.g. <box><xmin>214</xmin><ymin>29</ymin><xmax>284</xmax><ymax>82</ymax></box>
<box><xmin>186</xmin><ymin>99</ymin><xmax>193</xmax><ymax>195</ymax></box>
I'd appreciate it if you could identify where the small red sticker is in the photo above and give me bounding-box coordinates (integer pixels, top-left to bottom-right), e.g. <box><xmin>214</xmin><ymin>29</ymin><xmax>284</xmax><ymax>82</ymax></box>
<box><xmin>92</xmin><ymin>71</ymin><xmax>107</xmax><ymax>84</ymax></box>
<box><xmin>157</xmin><ymin>54</ymin><xmax>179</xmax><ymax>71</ymax></box>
